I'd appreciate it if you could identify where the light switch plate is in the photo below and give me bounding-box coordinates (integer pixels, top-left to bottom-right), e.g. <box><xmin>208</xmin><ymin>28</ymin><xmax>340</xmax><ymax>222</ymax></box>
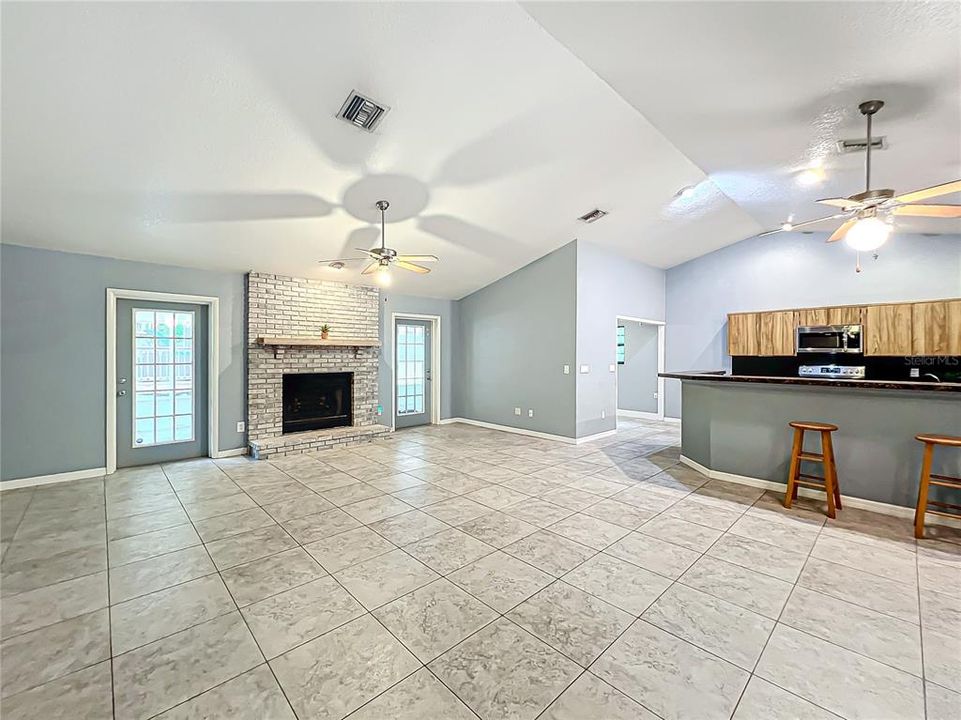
<box><xmin>609</xmin><ymin>364</ymin><xmax>615</xmax><ymax>372</ymax></box>
<box><xmin>514</xmin><ymin>407</ymin><xmax>522</xmax><ymax>416</ymax></box>
<box><xmin>579</xmin><ymin>365</ymin><xmax>590</xmax><ymax>374</ymax></box>
<box><xmin>601</xmin><ymin>410</ymin><xmax>606</xmax><ymax>419</ymax></box>
<box><xmin>236</xmin><ymin>421</ymin><xmax>245</xmax><ymax>433</ymax></box>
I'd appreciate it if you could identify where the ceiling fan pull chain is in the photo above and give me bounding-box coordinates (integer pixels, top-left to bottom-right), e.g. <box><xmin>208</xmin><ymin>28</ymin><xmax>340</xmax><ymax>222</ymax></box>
<box><xmin>855</xmin><ymin>251</ymin><xmax>862</xmax><ymax>274</ymax></box>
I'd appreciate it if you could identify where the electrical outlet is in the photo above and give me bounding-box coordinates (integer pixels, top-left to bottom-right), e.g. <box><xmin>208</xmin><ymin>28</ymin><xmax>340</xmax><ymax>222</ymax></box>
<box><xmin>528</xmin><ymin>409</ymin><xmax>534</xmax><ymax>417</ymax></box>
<box><xmin>514</xmin><ymin>407</ymin><xmax>522</xmax><ymax>416</ymax></box>
<box><xmin>609</xmin><ymin>364</ymin><xmax>615</xmax><ymax>372</ymax></box>
<box><xmin>653</xmin><ymin>392</ymin><xmax>658</xmax><ymax>399</ymax></box>
<box><xmin>563</xmin><ymin>365</ymin><xmax>570</xmax><ymax>374</ymax></box>
<box><xmin>236</xmin><ymin>421</ymin><xmax>245</xmax><ymax>433</ymax></box>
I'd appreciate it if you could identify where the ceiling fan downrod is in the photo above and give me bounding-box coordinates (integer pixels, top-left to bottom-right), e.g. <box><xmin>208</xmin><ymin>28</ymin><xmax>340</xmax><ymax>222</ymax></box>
<box><xmin>376</xmin><ymin>200</ymin><xmax>389</xmax><ymax>251</ymax></box>
<box><xmin>859</xmin><ymin>100</ymin><xmax>884</xmax><ymax>193</ymax></box>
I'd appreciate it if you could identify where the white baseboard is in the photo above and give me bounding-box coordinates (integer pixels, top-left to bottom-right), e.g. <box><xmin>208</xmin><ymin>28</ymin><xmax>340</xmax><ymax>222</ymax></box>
<box><xmin>662</xmin><ymin>416</ymin><xmax>682</xmax><ymax>424</ymax></box>
<box><xmin>212</xmin><ymin>447</ymin><xmax>247</xmax><ymax>459</ymax></box>
<box><xmin>679</xmin><ymin>454</ymin><xmax>961</xmax><ymax>528</ymax></box>
<box><xmin>576</xmin><ymin>429</ymin><xmax>618</xmax><ymax>444</ymax></box>
<box><xmin>616</xmin><ymin>409</ymin><xmax>662</xmax><ymax>420</ymax></box>
<box><xmin>1</xmin><ymin>467</ymin><xmax>107</xmax><ymax>491</ymax></box>
<box><xmin>440</xmin><ymin>417</ymin><xmax>580</xmax><ymax>445</ymax></box>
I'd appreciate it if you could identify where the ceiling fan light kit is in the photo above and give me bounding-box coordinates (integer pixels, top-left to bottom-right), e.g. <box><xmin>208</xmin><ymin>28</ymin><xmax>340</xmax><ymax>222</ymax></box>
<box><xmin>317</xmin><ymin>199</ymin><xmax>439</xmax><ymax>282</ymax></box>
<box><xmin>756</xmin><ymin>99</ymin><xmax>960</xmax><ymax>270</ymax></box>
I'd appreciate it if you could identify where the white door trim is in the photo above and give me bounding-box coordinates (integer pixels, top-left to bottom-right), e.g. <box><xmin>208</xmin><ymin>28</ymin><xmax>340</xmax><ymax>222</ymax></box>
<box><xmin>614</xmin><ymin>316</ymin><xmax>666</xmax><ymax>423</ymax></box>
<box><xmin>106</xmin><ymin>288</ymin><xmax>220</xmax><ymax>474</ymax></box>
<box><xmin>390</xmin><ymin>313</ymin><xmax>441</xmax><ymax>430</ymax></box>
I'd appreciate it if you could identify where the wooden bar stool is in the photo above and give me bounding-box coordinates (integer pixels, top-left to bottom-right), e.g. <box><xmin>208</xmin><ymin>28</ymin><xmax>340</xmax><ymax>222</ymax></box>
<box><xmin>784</xmin><ymin>421</ymin><xmax>842</xmax><ymax>519</ymax></box>
<box><xmin>914</xmin><ymin>434</ymin><xmax>961</xmax><ymax>539</ymax></box>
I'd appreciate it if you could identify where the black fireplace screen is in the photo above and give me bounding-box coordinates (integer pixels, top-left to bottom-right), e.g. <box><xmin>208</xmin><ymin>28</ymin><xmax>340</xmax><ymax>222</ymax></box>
<box><xmin>282</xmin><ymin>372</ymin><xmax>353</xmax><ymax>434</ymax></box>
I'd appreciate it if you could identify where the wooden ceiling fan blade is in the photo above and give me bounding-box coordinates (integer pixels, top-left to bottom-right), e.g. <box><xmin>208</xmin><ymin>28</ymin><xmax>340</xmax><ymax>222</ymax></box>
<box><xmin>816</xmin><ymin>197</ymin><xmax>862</xmax><ymax>210</ymax></box>
<box><xmin>893</xmin><ymin>204</ymin><xmax>961</xmax><ymax>218</ymax></box>
<box><xmin>361</xmin><ymin>262</ymin><xmax>379</xmax><ymax>275</ymax></box>
<box><xmin>395</xmin><ymin>261</ymin><xmax>431</xmax><ymax>274</ymax></box>
<box><xmin>396</xmin><ymin>255</ymin><xmax>439</xmax><ymax>262</ymax></box>
<box><xmin>826</xmin><ymin>219</ymin><xmax>857</xmax><ymax>243</ymax></box>
<box><xmin>893</xmin><ymin>180</ymin><xmax>961</xmax><ymax>205</ymax></box>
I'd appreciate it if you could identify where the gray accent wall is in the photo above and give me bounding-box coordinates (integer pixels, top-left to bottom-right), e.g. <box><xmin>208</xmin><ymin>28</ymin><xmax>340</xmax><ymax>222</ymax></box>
<box><xmin>378</xmin><ymin>292</ymin><xmax>457</xmax><ymax>424</ymax></box>
<box><xmin>575</xmin><ymin>241</ymin><xmax>665</xmax><ymax>438</ymax></box>
<box><xmin>665</xmin><ymin>232</ymin><xmax>961</xmax><ymax>419</ymax></box>
<box><xmin>617</xmin><ymin>321</ymin><xmax>658</xmax><ymax>413</ymax></box>
<box><xmin>453</xmin><ymin>242</ymin><xmax>577</xmax><ymax>437</ymax></box>
<box><xmin>0</xmin><ymin>244</ymin><xmax>246</xmax><ymax>481</ymax></box>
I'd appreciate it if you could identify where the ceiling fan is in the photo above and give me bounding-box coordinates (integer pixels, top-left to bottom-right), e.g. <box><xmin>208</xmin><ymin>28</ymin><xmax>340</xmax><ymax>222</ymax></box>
<box><xmin>759</xmin><ymin>100</ymin><xmax>960</xmax><ymax>252</ymax></box>
<box><xmin>318</xmin><ymin>200</ymin><xmax>439</xmax><ymax>285</ymax></box>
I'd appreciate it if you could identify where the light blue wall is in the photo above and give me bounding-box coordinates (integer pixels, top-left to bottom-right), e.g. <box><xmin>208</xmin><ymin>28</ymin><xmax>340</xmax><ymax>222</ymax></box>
<box><xmin>575</xmin><ymin>241</ymin><xmax>665</xmax><ymax>437</ymax></box>
<box><xmin>453</xmin><ymin>242</ymin><xmax>577</xmax><ymax>437</ymax></box>
<box><xmin>664</xmin><ymin>232</ymin><xmax>961</xmax><ymax>419</ymax></box>
<box><xmin>617</xmin><ymin>321</ymin><xmax>658</xmax><ymax>413</ymax></box>
<box><xmin>378</xmin><ymin>292</ymin><xmax>457</xmax><ymax>424</ymax></box>
<box><xmin>1</xmin><ymin>244</ymin><xmax>247</xmax><ymax>481</ymax></box>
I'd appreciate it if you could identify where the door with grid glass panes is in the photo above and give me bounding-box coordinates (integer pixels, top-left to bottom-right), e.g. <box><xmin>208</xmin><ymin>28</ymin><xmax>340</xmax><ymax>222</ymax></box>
<box><xmin>394</xmin><ymin>319</ymin><xmax>431</xmax><ymax>429</ymax></box>
<box><xmin>116</xmin><ymin>300</ymin><xmax>208</xmax><ymax>467</ymax></box>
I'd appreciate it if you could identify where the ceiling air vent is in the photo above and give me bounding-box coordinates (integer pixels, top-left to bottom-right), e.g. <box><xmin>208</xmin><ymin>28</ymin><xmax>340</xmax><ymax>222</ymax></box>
<box><xmin>836</xmin><ymin>136</ymin><xmax>887</xmax><ymax>154</ymax></box>
<box><xmin>338</xmin><ymin>90</ymin><xmax>390</xmax><ymax>132</ymax></box>
<box><xmin>578</xmin><ymin>208</ymin><xmax>608</xmax><ymax>224</ymax></box>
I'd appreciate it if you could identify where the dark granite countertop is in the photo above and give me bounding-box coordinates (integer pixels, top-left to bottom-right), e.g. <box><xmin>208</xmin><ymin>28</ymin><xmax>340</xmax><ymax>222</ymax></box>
<box><xmin>659</xmin><ymin>371</ymin><xmax>961</xmax><ymax>393</ymax></box>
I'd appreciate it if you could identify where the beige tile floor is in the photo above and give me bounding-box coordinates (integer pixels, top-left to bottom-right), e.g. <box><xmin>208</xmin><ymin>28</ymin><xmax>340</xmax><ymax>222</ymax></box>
<box><xmin>1</xmin><ymin>418</ymin><xmax>959</xmax><ymax>719</ymax></box>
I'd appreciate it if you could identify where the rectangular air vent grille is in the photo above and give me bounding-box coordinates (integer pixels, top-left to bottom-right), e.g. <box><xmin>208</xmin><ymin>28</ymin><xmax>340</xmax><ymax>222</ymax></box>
<box><xmin>837</xmin><ymin>136</ymin><xmax>887</xmax><ymax>154</ymax></box>
<box><xmin>338</xmin><ymin>91</ymin><xmax>390</xmax><ymax>132</ymax></box>
<box><xmin>578</xmin><ymin>208</ymin><xmax>608</xmax><ymax>223</ymax></box>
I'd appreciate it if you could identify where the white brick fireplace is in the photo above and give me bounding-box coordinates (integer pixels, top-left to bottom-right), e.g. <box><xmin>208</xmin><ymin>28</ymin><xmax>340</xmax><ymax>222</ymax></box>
<box><xmin>246</xmin><ymin>272</ymin><xmax>389</xmax><ymax>458</ymax></box>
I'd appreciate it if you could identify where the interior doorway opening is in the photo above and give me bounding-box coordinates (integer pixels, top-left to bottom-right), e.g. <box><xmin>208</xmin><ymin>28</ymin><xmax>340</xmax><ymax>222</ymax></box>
<box><xmin>614</xmin><ymin>316</ymin><xmax>665</xmax><ymax>422</ymax></box>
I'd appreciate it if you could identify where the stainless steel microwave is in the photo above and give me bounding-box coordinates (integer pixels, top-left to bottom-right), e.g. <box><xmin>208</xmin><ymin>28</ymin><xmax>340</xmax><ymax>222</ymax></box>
<box><xmin>796</xmin><ymin>325</ymin><xmax>863</xmax><ymax>354</ymax></box>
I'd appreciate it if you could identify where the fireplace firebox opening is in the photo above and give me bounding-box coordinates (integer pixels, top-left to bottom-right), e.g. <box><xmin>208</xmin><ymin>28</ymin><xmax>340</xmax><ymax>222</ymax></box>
<box><xmin>282</xmin><ymin>372</ymin><xmax>353</xmax><ymax>434</ymax></box>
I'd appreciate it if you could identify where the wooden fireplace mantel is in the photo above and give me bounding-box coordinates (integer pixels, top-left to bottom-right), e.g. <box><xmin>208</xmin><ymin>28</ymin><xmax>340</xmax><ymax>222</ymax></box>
<box><xmin>256</xmin><ymin>336</ymin><xmax>381</xmax><ymax>348</ymax></box>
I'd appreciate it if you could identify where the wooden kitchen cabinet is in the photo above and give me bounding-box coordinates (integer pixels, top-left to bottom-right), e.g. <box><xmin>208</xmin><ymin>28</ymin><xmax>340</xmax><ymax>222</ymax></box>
<box><xmin>757</xmin><ymin>311</ymin><xmax>795</xmax><ymax>355</ymax></box>
<box><xmin>727</xmin><ymin>313</ymin><xmax>759</xmax><ymax>356</ymax></box>
<box><xmin>865</xmin><ymin>303</ymin><xmax>913</xmax><ymax>356</ymax></box>
<box><xmin>912</xmin><ymin>300</ymin><xmax>961</xmax><ymax>355</ymax></box>
<box><xmin>796</xmin><ymin>305</ymin><xmax>863</xmax><ymax>326</ymax></box>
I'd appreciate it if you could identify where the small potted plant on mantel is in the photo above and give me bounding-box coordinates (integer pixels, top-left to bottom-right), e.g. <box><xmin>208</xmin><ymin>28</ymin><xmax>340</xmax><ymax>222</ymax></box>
<box><xmin>320</xmin><ymin>324</ymin><xmax>331</xmax><ymax>340</ymax></box>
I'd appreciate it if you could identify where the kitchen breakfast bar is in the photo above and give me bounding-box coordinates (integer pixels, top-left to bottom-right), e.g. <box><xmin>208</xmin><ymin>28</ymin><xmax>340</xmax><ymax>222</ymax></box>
<box><xmin>661</xmin><ymin>371</ymin><xmax>961</xmax><ymax>510</ymax></box>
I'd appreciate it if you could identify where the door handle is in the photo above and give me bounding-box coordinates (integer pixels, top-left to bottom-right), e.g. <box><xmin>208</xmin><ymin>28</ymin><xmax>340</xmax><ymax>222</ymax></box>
<box><xmin>117</xmin><ymin>389</ymin><xmax>127</xmax><ymax>397</ymax></box>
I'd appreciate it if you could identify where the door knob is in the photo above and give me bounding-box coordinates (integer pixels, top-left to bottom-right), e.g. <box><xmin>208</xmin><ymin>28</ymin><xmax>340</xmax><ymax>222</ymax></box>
<box><xmin>117</xmin><ymin>389</ymin><xmax>127</xmax><ymax>396</ymax></box>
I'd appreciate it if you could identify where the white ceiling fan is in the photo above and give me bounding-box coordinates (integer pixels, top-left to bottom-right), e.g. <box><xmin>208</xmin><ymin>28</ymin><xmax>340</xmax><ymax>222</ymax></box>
<box><xmin>759</xmin><ymin>100</ymin><xmax>960</xmax><ymax>252</ymax></box>
<box><xmin>318</xmin><ymin>200</ymin><xmax>439</xmax><ymax>285</ymax></box>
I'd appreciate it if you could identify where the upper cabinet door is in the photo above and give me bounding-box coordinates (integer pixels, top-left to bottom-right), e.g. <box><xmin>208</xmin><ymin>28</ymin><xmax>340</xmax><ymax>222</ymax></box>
<box><xmin>865</xmin><ymin>304</ymin><xmax>913</xmax><ymax>356</ymax></box>
<box><xmin>727</xmin><ymin>313</ymin><xmax>759</xmax><ymax>356</ymax></box>
<box><xmin>796</xmin><ymin>306</ymin><xmax>863</xmax><ymax>326</ymax></box>
<box><xmin>796</xmin><ymin>307</ymin><xmax>829</xmax><ymax>326</ymax></box>
<box><xmin>912</xmin><ymin>300</ymin><xmax>961</xmax><ymax>355</ymax></box>
<box><xmin>827</xmin><ymin>306</ymin><xmax>864</xmax><ymax>325</ymax></box>
<box><xmin>757</xmin><ymin>311</ymin><xmax>795</xmax><ymax>356</ymax></box>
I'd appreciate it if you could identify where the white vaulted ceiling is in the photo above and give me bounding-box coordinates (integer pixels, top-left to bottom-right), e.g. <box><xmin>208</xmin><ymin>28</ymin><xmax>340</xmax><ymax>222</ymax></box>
<box><xmin>2</xmin><ymin>2</ymin><xmax>958</xmax><ymax>298</ymax></box>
